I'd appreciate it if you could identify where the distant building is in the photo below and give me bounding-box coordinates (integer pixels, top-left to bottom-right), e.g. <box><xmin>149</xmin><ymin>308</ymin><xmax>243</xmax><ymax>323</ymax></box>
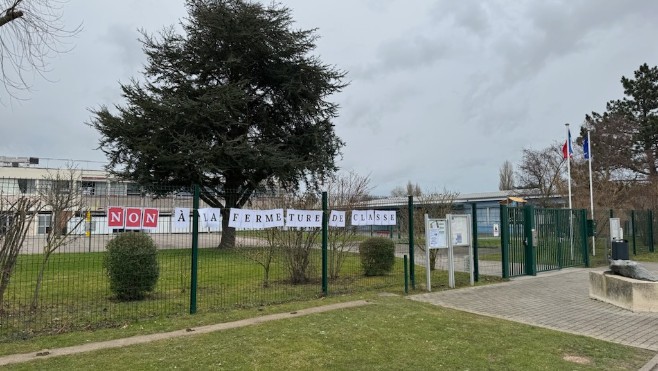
<box><xmin>360</xmin><ymin>190</ymin><xmax>563</xmax><ymax>236</ymax></box>
<box><xmin>0</xmin><ymin>156</ymin><xmax>199</xmax><ymax>236</ymax></box>
<box><xmin>1</xmin><ymin>156</ymin><xmax>564</xmax><ymax>238</ymax></box>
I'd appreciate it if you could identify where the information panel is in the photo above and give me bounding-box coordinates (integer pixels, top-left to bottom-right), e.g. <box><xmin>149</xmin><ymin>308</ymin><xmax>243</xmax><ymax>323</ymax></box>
<box><xmin>450</xmin><ymin>215</ymin><xmax>470</xmax><ymax>247</ymax></box>
<box><xmin>428</xmin><ymin>219</ymin><xmax>447</xmax><ymax>249</ymax></box>
<box><xmin>425</xmin><ymin>213</ymin><xmax>474</xmax><ymax>291</ymax></box>
<box><xmin>610</xmin><ymin>218</ymin><xmax>622</xmax><ymax>241</ymax></box>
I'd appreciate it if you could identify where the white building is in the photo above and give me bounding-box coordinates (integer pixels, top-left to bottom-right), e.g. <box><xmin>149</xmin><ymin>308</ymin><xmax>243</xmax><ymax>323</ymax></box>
<box><xmin>0</xmin><ymin>156</ymin><xmax>214</xmax><ymax>236</ymax></box>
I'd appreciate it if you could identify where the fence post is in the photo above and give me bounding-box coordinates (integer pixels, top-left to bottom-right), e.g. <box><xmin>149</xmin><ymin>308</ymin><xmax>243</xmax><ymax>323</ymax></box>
<box><xmin>500</xmin><ymin>204</ymin><xmax>509</xmax><ymax>279</ymax></box>
<box><xmin>471</xmin><ymin>203</ymin><xmax>479</xmax><ymax>282</ymax></box>
<box><xmin>523</xmin><ymin>204</ymin><xmax>536</xmax><ymax>276</ymax></box>
<box><xmin>580</xmin><ymin>209</ymin><xmax>590</xmax><ymax>267</ymax></box>
<box><xmin>408</xmin><ymin>195</ymin><xmax>415</xmax><ymax>289</ymax></box>
<box><xmin>321</xmin><ymin>191</ymin><xmax>328</xmax><ymax>296</ymax></box>
<box><xmin>631</xmin><ymin>210</ymin><xmax>637</xmax><ymax>255</ymax></box>
<box><xmin>190</xmin><ymin>184</ymin><xmax>200</xmax><ymax>314</ymax></box>
<box><xmin>404</xmin><ymin>254</ymin><xmax>409</xmax><ymax>294</ymax></box>
<box><xmin>648</xmin><ymin>210</ymin><xmax>654</xmax><ymax>253</ymax></box>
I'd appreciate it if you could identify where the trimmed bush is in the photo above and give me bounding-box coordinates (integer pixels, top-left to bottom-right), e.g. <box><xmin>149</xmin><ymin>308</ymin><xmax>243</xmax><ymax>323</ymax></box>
<box><xmin>104</xmin><ymin>232</ymin><xmax>159</xmax><ymax>301</ymax></box>
<box><xmin>359</xmin><ymin>237</ymin><xmax>395</xmax><ymax>276</ymax></box>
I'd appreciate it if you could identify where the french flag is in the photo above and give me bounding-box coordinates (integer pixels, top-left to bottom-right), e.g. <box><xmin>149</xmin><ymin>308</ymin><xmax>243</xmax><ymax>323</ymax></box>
<box><xmin>562</xmin><ymin>129</ymin><xmax>573</xmax><ymax>159</ymax></box>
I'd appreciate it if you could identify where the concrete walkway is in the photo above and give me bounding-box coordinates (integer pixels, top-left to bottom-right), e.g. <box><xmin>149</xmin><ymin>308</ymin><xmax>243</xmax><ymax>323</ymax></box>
<box><xmin>411</xmin><ymin>263</ymin><xmax>658</xmax><ymax>352</ymax></box>
<box><xmin>0</xmin><ymin>300</ymin><xmax>370</xmax><ymax>367</ymax></box>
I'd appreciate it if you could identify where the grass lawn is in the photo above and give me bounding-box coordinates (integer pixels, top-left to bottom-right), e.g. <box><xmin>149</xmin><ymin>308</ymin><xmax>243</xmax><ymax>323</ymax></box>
<box><xmin>632</xmin><ymin>251</ymin><xmax>658</xmax><ymax>263</ymax></box>
<box><xmin>2</xmin><ymin>245</ymin><xmax>499</xmax><ymax>341</ymax></box>
<box><xmin>0</xmin><ymin>295</ymin><xmax>653</xmax><ymax>370</ymax></box>
<box><xmin>477</xmin><ymin>237</ymin><xmax>500</xmax><ymax>248</ymax></box>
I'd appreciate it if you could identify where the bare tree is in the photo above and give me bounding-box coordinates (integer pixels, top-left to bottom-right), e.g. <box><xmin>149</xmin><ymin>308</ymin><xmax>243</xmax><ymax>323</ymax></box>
<box><xmin>499</xmin><ymin>160</ymin><xmax>514</xmax><ymax>190</ymax></box>
<box><xmin>398</xmin><ymin>188</ymin><xmax>458</xmax><ymax>271</ymax></box>
<box><xmin>391</xmin><ymin>181</ymin><xmax>422</xmax><ymax>197</ymax></box>
<box><xmin>325</xmin><ymin>171</ymin><xmax>371</xmax><ymax>279</ymax></box>
<box><xmin>31</xmin><ymin>168</ymin><xmax>84</xmax><ymax>309</ymax></box>
<box><xmin>0</xmin><ymin>0</ymin><xmax>80</xmax><ymax>97</ymax></box>
<box><xmin>515</xmin><ymin>143</ymin><xmax>567</xmax><ymax>207</ymax></box>
<box><xmin>0</xmin><ymin>192</ymin><xmax>41</xmax><ymax>312</ymax></box>
<box><xmin>238</xmin><ymin>225</ymin><xmax>281</xmax><ymax>288</ymax></box>
<box><xmin>276</xmin><ymin>192</ymin><xmax>321</xmax><ymax>284</ymax></box>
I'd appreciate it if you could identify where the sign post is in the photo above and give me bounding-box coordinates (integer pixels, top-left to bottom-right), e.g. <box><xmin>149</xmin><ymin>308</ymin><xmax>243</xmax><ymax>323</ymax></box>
<box><xmin>424</xmin><ymin>214</ymin><xmax>447</xmax><ymax>291</ymax></box>
<box><xmin>447</xmin><ymin>214</ymin><xmax>473</xmax><ymax>287</ymax></box>
<box><xmin>85</xmin><ymin>210</ymin><xmax>92</xmax><ymax>252</ymax></box>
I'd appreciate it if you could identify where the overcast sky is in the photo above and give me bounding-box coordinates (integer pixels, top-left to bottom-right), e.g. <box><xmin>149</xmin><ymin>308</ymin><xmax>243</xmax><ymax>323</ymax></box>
<box><xmin>3</xmin><ymin>0</ymin><xmax>658</xmax><ymax>195</ymax></box>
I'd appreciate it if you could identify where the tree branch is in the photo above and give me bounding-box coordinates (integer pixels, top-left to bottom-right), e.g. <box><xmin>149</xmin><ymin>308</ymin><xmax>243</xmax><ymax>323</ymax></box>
<box><xmin>0</xmin><ymin>9</ymin><xmax>23</xmax><ymax>28</ymax></box>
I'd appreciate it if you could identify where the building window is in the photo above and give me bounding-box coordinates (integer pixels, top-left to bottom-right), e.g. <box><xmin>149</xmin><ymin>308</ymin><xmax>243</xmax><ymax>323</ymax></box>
<box><xmin>126</xmin><ymin>182</ymin><xmax>142</xmax><ymax>196</ymax></box>
<box><xmin>38</xmin><ymin>180</ymin><xmax>70</xmax><ymax>193</ymax></box>
<box><xmin>38</xmin><ymin>214</ymin><xmax>52</xmax><ymax>235</ymax></box>
<box><xmin>94</xmin><ymin>182</ymin><xmax>108</xmax><ymax>196</ymax></box>
<box><xmin>17</xmin><ymin>179</ymin><xmax>36</xmax><ymax>194</ymax></box>
<box><xmin>0</xmin><ymin>179</ymin><xmax>16</xmax><ymax>194</ymax></box>
<box><xmin>109</xmin><ymin>182</ymin><xmax>125</xmax><ymax>196</ymax></box>
<box><xmin>81</xmin><ymin>181</ymin><xmax>96</xmax><ymax>195</ymax></box>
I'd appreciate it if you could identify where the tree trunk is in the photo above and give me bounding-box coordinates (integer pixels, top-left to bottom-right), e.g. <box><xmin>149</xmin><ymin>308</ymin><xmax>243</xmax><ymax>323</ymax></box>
<box><xmin>31</xmin><ymin>252</ymin><xmax>52</xmax><ymax>310</ymax></box>
<box><xmin>0</xmin><ymin>268</ymin><xmax>12</xmax><ymax>312</ymax></box>
<box><xmin>647</xmin><ymin>150</ymin><xmax>658</xmax><ymax>179</ymax></box>
<box><xmin>219</xmin><ymin>211</ymin><xmax>236</xmax><ymax>249</ymax></box>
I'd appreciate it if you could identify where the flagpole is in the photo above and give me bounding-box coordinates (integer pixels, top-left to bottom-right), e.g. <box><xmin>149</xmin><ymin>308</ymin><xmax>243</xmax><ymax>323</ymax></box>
<box><xmin>565</xmin><ymin>123</ymin><xmax>572</xmax><ymax>210</ymax></box>
<box><xmin>587</xmin><ymin>129</ymin><xmax>595</xmax><ymax>256</ymax></box>
<box><xmin>566</xmin><ymin>123</ymin><xmax>573</xmax><ymax>259</ymax></box>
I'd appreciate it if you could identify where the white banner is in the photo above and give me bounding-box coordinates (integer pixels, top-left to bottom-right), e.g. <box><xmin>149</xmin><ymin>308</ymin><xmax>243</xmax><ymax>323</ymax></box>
<box><xmin>242</xmin><ymin>210</ymin><xmax>257</xmax><ymax>229</ymax></box>
<box><xmin>262</xmin><ymin>209</ymin><xmax>285</xmax><ymax>228</ymax></box>
<box><xmin>286</xmin><ymin>209</ymin><xmax>322</xmax><ymax>228</ymax></box>
<box><xmin>375</xmin><ymin>210</ymin><xmax>397</xmax><ymax>226</ymax></box>
<box><xmin>172</xmin><ymin>208</ymin><xmax>190</xmax><ymax>230</ymax></box>
<box><xmin>351</xmin><ymin>210</ymin><xmax>367</xmax><ymax>226</ymax></box>
<box><xmin>228</xmin><ymin>208</ymin><xmax>243</xmax><ymax>228</ymax></box>
<box><xmin>352</xmin><ymin>210</ymin><xmax>396</xmax><ymax>226</ymax></box>
<box><xmin>229</xmin><ymin>208</ymin><xmax>286</xmax><ymax>229</ymax></box>
<box><xmin>351</xmin><ymin>210</ymin><xmax>375</xmax><ymax>226</ymax></box>
<box><xmin>202</xmin><ymin>208</ymin><xmax>221</xmax><ymax>229</ymax></box>
<box><xmin>329</xmin><ymin>210</ymin><xmax>346</xmax><ymax>227</ymax></box>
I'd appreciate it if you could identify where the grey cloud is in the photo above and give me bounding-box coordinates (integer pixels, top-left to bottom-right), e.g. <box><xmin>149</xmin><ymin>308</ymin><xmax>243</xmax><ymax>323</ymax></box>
<box><xmin>495</xmin><ymin>1</ymin><xmax>658</xmax><ymax>85</ymax></box>
<box><xmin>430</xmin><ymin>0</ymin><xmax>491</xmax><ymax>38</ymax></box>
<box><xmin>351</xmin><ymin>34</ymin><xmax>450</xmax><ymax>81</ymax></box>
<box><xmin>340</xmin><ymin>81</ymin><xmax>421</xmax><ymax>131</ymax></box>
<box><xmin>99</xmin><ymin>24</ymin><xmax>144</xmax><ymax>78</ymax></box>
<box><xmin>453</xmin><ymin>0</ymin><xmax>658</xmax><ymax>136</ymax></box>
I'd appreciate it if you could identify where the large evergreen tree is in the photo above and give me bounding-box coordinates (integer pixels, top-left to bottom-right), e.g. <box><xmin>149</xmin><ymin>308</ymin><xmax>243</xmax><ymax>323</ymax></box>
<box><xmin>585</xmin><ymin>63</ymin><xmax>658</xmax><ymax>180</ymax></box>
<box><xmin>89</xmin><ymin>0</ymin><xmax>346</xmax><ymax>248</ymax></box>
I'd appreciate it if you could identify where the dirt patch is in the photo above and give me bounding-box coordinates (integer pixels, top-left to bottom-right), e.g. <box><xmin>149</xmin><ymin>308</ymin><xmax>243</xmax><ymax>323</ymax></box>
<box><xmin>563</xmin><ymin>354</ymin><xmax>591</xmax><ymax>365</ymax></box>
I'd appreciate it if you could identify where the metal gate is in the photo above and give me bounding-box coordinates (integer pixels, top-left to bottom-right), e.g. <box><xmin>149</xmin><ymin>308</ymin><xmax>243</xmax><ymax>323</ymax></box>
<box><xmin>500</xmin><ymin>204</ymin><xmax>589</xmax><ymax>278</ymax></box>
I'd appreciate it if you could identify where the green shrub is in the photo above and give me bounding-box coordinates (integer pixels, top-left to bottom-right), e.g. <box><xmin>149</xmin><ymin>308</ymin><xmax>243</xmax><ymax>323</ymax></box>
<box><xmin>104</xmin><ymin>232</ymin><xmax>159</xmax><ymax>301</ymax></box>
<box><xmin>359</xmin><ymin>237</ymin><xmax>395</xmax><ymax>276</ymax></box>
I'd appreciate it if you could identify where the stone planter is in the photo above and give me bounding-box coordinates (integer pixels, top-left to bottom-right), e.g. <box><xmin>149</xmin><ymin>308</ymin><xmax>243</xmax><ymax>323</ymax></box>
<box><xmin>589</xmin><ymin>271</ymin><xmax>658</xmax><ymax>312</ymax></box>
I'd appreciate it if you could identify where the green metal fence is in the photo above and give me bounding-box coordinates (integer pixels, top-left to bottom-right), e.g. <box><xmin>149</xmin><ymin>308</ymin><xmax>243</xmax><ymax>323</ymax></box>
<box><xmin>500</xmin><ymin>205</ymin><xmax>526</xmax><ymax>278</ymax></box>
<box><xmin>500</xmin><ymin>205</ymin><xmax>589</xmax><ymax>278</ymax></box>
<box><xmin>0</xmin><ymin>180</ymin><xmax>409</xmax><ymax>340</ymax></box>
<box><xmin>3</xmin><ymin>176</ymin><xmax>658</xmax><ymax>341</ymax></box>
<box><xmin>592</xmin><ymin>209</ymin><xmax>656</xmax><ymax>259</ymax></box>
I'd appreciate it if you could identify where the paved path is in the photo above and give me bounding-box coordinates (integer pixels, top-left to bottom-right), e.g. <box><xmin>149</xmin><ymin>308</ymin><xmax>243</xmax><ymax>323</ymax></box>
<box><xmin>0</xmin><ymin>300</ymin><xmax>370</xmax><ymax>367</ymax></box>
<box><xmin>411</xmin><ymin>263</ymin><xmax>658</xmax><ymax>352</ymax></box>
